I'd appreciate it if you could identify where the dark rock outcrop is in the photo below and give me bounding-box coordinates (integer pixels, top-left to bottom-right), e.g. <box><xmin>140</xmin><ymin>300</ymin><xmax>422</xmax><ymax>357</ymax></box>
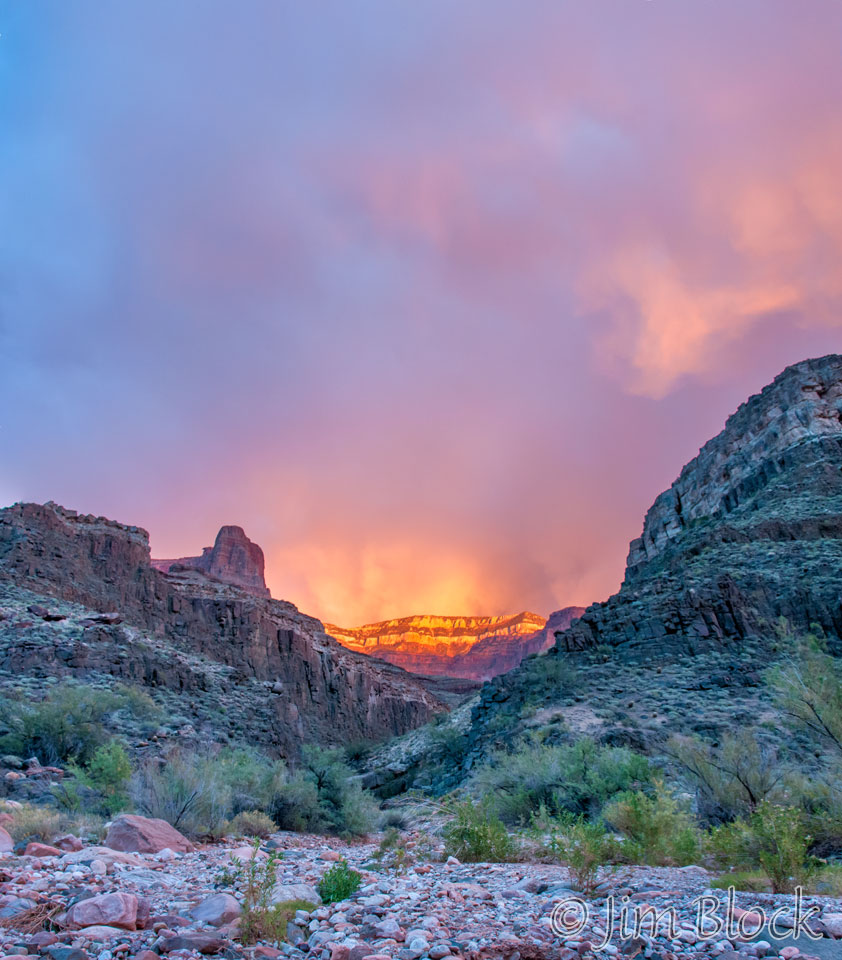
<box><xmin>553</xmin><ymin>354</ymin><xmax>842</xmax><ymax>660</ymax></box>
<box><xmin>152</xmin><ymin>525</ymin><xmax>270</xmax><ymax>598</ymax></box>
<box><xmin>0</xmin><ymin>502</ymin><xmax>446</xmax><ymax>755</ymax></box>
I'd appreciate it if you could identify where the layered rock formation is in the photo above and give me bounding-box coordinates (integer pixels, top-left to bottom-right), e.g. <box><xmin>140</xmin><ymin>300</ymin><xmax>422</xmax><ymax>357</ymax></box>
<box><xmin>152</xmin><ymin>525</ymin><xmax>270</xmax><ymax>598</ymax></box>
<box><xmin>0</xmin><ymin>502</ymin><xmax>446</xmax><ymax>755</ymax></box>
<box><xmin>326</xmin><ymin>611</ymin><xmax>572</xmax><ymax>681</ymax></box>
<box><xmin>552</xmin><ymin>354</ymin><xmax>842</xmax><ymax>659</ymax></box>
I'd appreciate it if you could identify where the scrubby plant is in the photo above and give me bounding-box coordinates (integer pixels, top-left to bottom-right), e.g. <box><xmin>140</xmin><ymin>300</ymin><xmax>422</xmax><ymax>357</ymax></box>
<box><xmin>225</xmin><ymin>810</ymin><xmax>277</xmax><ymax>839</ymax></box>
<box><xmin>666</xmin><ymin>730</ymin><xmax>786</xmax><ymax>823</ymax></box>
<box><xmin>299</xmin><ymin>745</ymin><xmax>377</xmax><ymax>836</ymax></box>
<box><xmin>751</xmin><ymin>802</ymin><xmax>821</xmax><ymax>894</ymax></box>
<box><xmin>0</xmin><ymin>684</ymin><xmax>151</xmax><ymax>765</ymax></box>
<box><xmin>543</xmin><ymin>815</ymin><xmax>613</xmax><ymax>896</ymax></box>
<box><xmin>4</xmin><ymin>803</ymin><xmax>63</xmax><ymax>843</ymax></box>
<box><xmin>443</xmin><ymin>798</ymin><xmax>514</xmax><ymax>863</ymax></box>
<box><xmin>707</xmin><ymin>802</ymin><xmax>821</xmax><ymax>893</ymax></box>
<box><xmin>222</xmin><ymin>841</ymin><xmax>301</xmax><ymax>945</ymax></box>
<box><xmin>603</xmin><ymin>782</ymin><xmax>701</xmax><ymax>866</ymax></box>
<box><xmin>472</xmin><ymin>737</ymin><xmax>651</xmax><ymax>824</ymax></box>
<box><xmin>769</xmin><ymin>645</ymin><xmax>842</xmax><ymax>756</ymax></box>
<box><xmin>317</xmin><ymin>858</ymin><xmax>362</xmax><ymax>903</ymax></box>
<box><xmin>81</xmin><ymin>740</ymin><xmax>131</xmax><ymax>813</ymax></box>
<box><xmin>130</xmin><ymin>744</ymin><xmax>376</xmax><ymax>838</ymax></box>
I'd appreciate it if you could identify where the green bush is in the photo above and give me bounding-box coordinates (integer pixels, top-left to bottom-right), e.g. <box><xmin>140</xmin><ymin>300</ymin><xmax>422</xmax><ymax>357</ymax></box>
<box><xmin>707</xmin><ymin>802</ymin><xmax>820</xmax><ymax>893</ymax></box>
<box><xmin>222</xmin><ymin>841</ymin><xmax>296</xmax><ymax>945</ymax></box>
<box><xmin>543</xmin><ymin>816</ymin><xmax>613</xmax><ymax>896</ymax></box>
<box><xmin>130</xmin><ymin>744</ymin><xmax>376</xmax><ymax>838</ymax></box>
<box><xmin>226</xmin><ymin>810</ymin><xmax>278</xmax><ymax>839</ymax></box>
<box><xmin>603</xmin><ymin>783</ymin><xmax>701</xmax><ymax>866</ymax></box>
<box><xmin>83</xmin><ymin>740</ymin><xmax>131</xmax><ymax>813</ymax></box>
<box><xmin>298</xmin><ymin>746</ymin><xmax>377</xmax><ymax>836</ymax></box>
<box><xmin>317</xmin><ymin>858</ymin><xmax>362</xmax><ymax>903</ymax></box>
<box><xmin>0</xmin><ymin>684</ymin><xmax>151</xmax><ymax>765</ymax></box>
<box><xmin>443</xmin><ymin>798</ymin><xmax>514</xmax><ymax>863</ymax></box>
<box><xmin>751</xmin><ymin>802</ymin><xmax>821</xmax><ymax>894</ymax></box>
<box><xmin>472</xmin><ymin>737</ymin><xmax>651</xmax><ymax>824</ymax></box>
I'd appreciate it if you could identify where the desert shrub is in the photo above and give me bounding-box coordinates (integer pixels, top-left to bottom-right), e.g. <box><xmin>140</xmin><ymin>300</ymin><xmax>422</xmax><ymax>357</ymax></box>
<box><xmin>226</xmin><ymin>810</ymin><xmax>278</xmax><ymax>839</ymax></box>
<box><xmin>472</xmin><ymin>737</ymin><xmax>651</xmax><ymax>824</ymax></box>
<box><xmin>131</xmin><ymin>750</ymin><xmax>234</xmax><ymax>836</ymax></box>
<box><xmin>543</xmin><ymin>816</ymin><xmax>613</xmax><ymax>896</ymax></box>
<box><xmin>223</xmin><ymin>842</ymin><xmax>295</xmax><ymax>945</ymax></box>
<box><xmin>0</xmin><ymin>684</ymin><xmax>146</xmax><ymax>765</ymax></box>
<box><xmin>131</xmin><ymin>744</ymin><xmax>375</xmax><ymax>838</ymax></box>
<box><xmin>370</xmin><ymin>827</ymin><xmax>416</xmax><ymax>873</ymax></box>
<box><xmin>751</xmin><ymin>802</ymin><xmax>820</xmax><ymax>894</ymax></box>
<box><xmin>769</xmin><ymin>646</ymin><xmax>842</xmax><ymax>755</ymax></box>
<box><xmin>317</xmin><ymin>858</ymin><xmax>362</xmax><ymax>903</ymax></box>
<box><xmin>443</xmin><ymin>798</ymin><xmax>514</xmax><ymax>863</ymax></box>
<box><xmin>666</xmin><ymin>730</ymin><xmax>786</xmax><ymax>823</ymax></box>
<box><xmin>792</xmin><ymin>767</ymin><xmax>842</xmax><ymax>857</ymax></box>
<box><xmin>82</xmin><ymin>740</ymin><xmax>131</xmax><ymax>814</ymax></box>
<box><xmin>4</xmin><ymin>803</ymin><xmax>63</xmax><ymax>843</ymax></box>
<box><xmin>603</xmin><ymin>783</ymin><xmax>701</xmax><ymax>866</ymax></box>
<box><xmin>708</xmin><ymin>802</ymin><xmax>820</xmax><ymax>893</ymax></box>
<box><xmin>427</xmin><ymin>724</ymin><xmax>469</xmax><ymax>766</ymax></box>
<box><xmin>298</xmin><ymin>746</ymin><xmax>377</xmax><ymax>836</ymax></box>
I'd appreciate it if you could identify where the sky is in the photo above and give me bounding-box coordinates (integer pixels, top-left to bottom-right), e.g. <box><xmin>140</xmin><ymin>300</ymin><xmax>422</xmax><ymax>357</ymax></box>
<box><xmin>2</xmin><ymin>1</ymin><xmax>842</xmax><ymax>626</ymax></box>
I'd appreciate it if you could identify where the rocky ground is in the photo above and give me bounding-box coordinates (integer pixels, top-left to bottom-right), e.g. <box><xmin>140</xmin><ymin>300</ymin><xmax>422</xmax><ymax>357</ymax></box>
<box><xmin>1</xmin><ymin>812</ymin><xmax>840</xmax><ymax>960</ymax></box>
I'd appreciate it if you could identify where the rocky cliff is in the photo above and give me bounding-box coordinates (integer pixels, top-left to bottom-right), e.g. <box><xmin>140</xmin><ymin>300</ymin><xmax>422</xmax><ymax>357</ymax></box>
<box><xmin>326</xmin><ymin>611</ymin><xmax>569</xmax><ymax>681</ymax></box>
<box><xmin>152</xmin><ymin>525</ymin><xmax>270</xmax><ymax>598</ymax></box>
<box><xmin>553</xmin><ymin>354</ymin><xmax>842</xmax><ymax>660</ymax></box>
<box><xmin>0</xmin><ymin>503</ymin><xmax>446</xmax><ymax>756</ymax></box>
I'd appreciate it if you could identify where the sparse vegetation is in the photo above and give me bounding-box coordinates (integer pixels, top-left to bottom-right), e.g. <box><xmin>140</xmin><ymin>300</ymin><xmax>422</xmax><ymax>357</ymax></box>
<box><xmin>471</xmin><ymin>737</ymin><xmax>651</xmax><ymax>825</ymax></box>
<box><xmin>225</xmin><ymin>809</ymin><xmax>278</xmax><ymax>838</ymax></box>
<box><xmin>541</xmin><ymin>815</ymin><xmax>613</xmax><ymax>896</ymax></box>
<box><xmin>443</xmin><ymin>798</ymin><xmax>514</xmax><ymax>862</ymax></box>
<box><xmin>603</xmin><ymin>782</ymin><xmax>701</xmax><ymax>866</ymax></box>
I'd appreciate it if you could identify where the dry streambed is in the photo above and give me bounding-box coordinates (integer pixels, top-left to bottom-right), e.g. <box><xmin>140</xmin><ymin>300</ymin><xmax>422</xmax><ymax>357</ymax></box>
<box><xmin>0</xmin><ymin>815</ymin><xmax>840</xmax><ymax>960</ymax></box>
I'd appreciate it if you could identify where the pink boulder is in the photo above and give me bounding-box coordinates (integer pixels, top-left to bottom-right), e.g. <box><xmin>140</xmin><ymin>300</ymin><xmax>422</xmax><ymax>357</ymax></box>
<box><xmin>66</xmin><ymin>892</ymin><xmax>139</xmax><ymax>931</ymax></box>
<box><xmin>25</xmin><ymin>841</ymin><xmax>62</xmax><ymax>858</ymax></box>
<box><xmin>0</xmin><ymin>826</ymin><xmax>12</xmax><ymax>853</ymax></box>
<box><xmin>104</xmin><ymin>814</ymin><xmax>193</xmax><ymax>854</ymax></box>
<box><xmin>53</xmin><ymin>834</ymin><xmax>84</xmax><ymax>852</ymax></box>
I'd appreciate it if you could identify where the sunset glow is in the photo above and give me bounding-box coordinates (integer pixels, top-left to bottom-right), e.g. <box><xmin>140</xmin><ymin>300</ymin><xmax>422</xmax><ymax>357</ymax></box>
<box><xmin>3</xmin><ymin>1</ymin><xmax>842</xmax><ymax>625</ymax></box>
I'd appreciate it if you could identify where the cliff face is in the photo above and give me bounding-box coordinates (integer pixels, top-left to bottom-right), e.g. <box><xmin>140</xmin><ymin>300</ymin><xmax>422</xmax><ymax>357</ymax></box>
<box><xmin>552</xmin><ymin>354</ymin><xmax>842</xmax><ymax>660</ymax></box>
<box><xmin>151</xmin><ymin>525</ymin><xmax>270</xmax><ymax>598</ymax></box>
<box><xmin>326</xmin><ymin>611</ymin><xmax>573</xmax><ymax>681</ymax></box>
<box><xmin>0</xmin><ymin>503</ymin><xmax>445</xmax><ymax>755</ymax></box>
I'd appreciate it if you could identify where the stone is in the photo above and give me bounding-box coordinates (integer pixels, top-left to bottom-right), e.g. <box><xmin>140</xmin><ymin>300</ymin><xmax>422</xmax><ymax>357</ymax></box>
<box><xmin>43</xmin><ymin>949</ymin><xmax>90</xmax><ymax>960</ymax></box>
<box><xmin>54</xmin><ymin>834</ymin><xmax>84</xmax><ymax>852</ymax></box>
<box><xmin>271</xmin><ymin>883</ymin><xmax>321</xmax><ymax>906</ymax></box>
<box><xmin>156</xmin><ymin>934</ymin><xmax>227</xmax><ymax>955</ymax></box>
<box><xmin>104</xmin><ymin>815</ymin><xmax>193</xmax><ymax>854</ymax></box>
<box><xmin>76</xmin><ymin>927</ymin><xmax>126</xmax><ymax>941</ymax></box>
<box><xmin>820</xmin><ymin>913</ymin><xmax>842</xmax><ymax>938</ymax></box>
<box><xmin>373</xmin><ymin>918</ymin><xmax>404</xmax><ymax>941</ymax></box>
<box><xmin>0</xmin><ymin>827</ymin><xmax>12</xmax><ymax>853</ymax></box>
<box><xmin>24</xmin><ymin>841</ymin><xmax>62</xmax><ymax>858</ymax></box>
<box><xmin>429</xmin><ymin>946</ymin><xmax>451</xmax><ymax>959</ymax></box>
<box><xmin>189</xmin><ymin>894</ymin><xmax>241</xmax><ymax>927</ymax></box>
<box><xmin>66</xmin><ymin>893</ymin><xmax>139</xmax><ymax>931</ymax></box>
<box><xmin>89</xmin><ymin>859</ymin><xmax>108</xmax><ymax>877</ymax></box>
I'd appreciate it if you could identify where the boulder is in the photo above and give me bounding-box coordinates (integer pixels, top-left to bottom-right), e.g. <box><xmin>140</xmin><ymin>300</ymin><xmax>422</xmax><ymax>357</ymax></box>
<box><xmin>66</xmin><ymin>892</ymin><xmax>139</xmax><ymax>931</ymax></box>
<box><xmin>0</xmin><ymin>826</ymin><xmax>12</xmax><ymax>853</ymax></box>
<box><xmin>271</xmin><ymin>883</ymin><xmax>321</xmax><ymax>906</ymax></box>
<box><xmin>104</xmin><ymin>814</ymin><xmax>193</xmax><ymax>854</ymax></box>
<box><xmin>53</xmin><ymin>834</ymin><xmax>84</xmax><ymax>852</ymax></box>
<box><xmin>190</xmin><ymin>894</ymin><xmax>242</xmax><ymax>927</ymax></box>
<box><xmin>25</xmin><ymin>841</ymin><xmax>62</xmax><ymax>858</ymax></box>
